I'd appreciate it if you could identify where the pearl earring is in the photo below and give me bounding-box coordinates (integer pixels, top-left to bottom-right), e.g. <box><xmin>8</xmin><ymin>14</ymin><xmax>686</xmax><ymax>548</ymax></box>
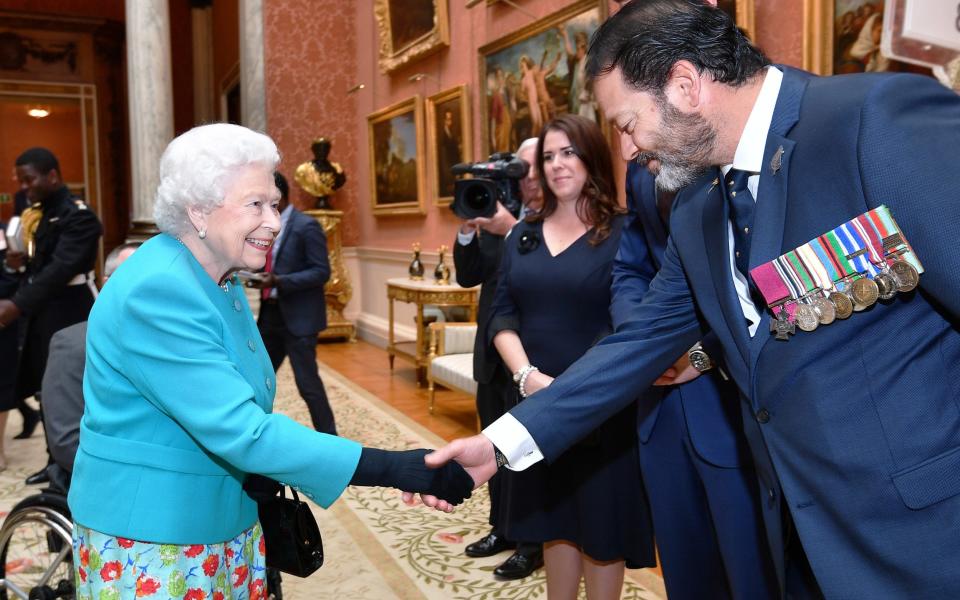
<box><xmin>198</xmin><ymin>228</ymin><xmax>207</xmax><ymax>239</ymax></box>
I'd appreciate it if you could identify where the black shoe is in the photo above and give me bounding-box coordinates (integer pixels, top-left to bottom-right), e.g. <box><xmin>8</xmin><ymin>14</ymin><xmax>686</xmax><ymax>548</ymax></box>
<box><xmin>494</xmin><ymin>549</ymin><xmax>544</xmax><ymax>580</ymax></box>
<box><xmin>25</xmin><ymin>467</ymin><xmax>49</xmax><ymax>485</ymax></box>
<box><xmin>14</xmin><ymin>409</ymin><xmax>40</xmax><ymax>440</ymax></box>
<box><xmin>464</xmin><ymin>532</ymin><xmax>516</xmax><ymax>558</ymax></box>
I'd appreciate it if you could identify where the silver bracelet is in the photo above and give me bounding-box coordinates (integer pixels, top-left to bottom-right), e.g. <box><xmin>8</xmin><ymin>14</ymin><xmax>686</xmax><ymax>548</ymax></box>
<box><xmin>518</xmin><ymin>365</ymin><xmax>539</xmax><ymax>398</ymax></box>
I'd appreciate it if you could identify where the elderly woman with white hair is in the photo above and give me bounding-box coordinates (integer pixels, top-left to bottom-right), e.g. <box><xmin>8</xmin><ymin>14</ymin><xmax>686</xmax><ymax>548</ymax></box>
<box><xmin>68</xmin><ymin>123</ymin><xmax>472</xmax><ymax>598</ymax></box>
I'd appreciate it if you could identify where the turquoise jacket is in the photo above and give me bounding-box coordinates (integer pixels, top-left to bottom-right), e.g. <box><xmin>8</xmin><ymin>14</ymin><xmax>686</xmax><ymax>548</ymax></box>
<box><xmin>68</xmin><ymin>234</ymin><xmax>361</xmax><ymax>544</ymax></box>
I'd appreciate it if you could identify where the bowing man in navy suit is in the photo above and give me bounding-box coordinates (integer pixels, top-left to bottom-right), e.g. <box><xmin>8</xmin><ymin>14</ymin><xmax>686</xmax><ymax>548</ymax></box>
<box><xmin>616</xmin><ymin>162</ymin><xmax>776</xmax><ymax>599</ymax></box>
<box><xmin>251</xmin><ymin>172</ymin><xmax>335</xmax><ymax>434</ymax></box>
<box><xmin>424</xmin><ymin>1</ymin><xmax>960</xmax><ymax>598</ymax></box>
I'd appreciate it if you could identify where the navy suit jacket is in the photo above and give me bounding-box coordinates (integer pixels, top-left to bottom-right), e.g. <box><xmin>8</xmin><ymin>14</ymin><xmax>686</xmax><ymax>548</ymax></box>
<box><xmin>613</xmin><ymin>164</ymin><xmax>746</xmax><ymax>468</ymax></box>
<box><xmin>272</xmin><ymin>208</ymin><xmax>330</xmax><ymax>337</ymax></box>
<box><xmin>511</xmin><ymin>68</ymin><xmax>960</xmax><ymax>598</ymax></box>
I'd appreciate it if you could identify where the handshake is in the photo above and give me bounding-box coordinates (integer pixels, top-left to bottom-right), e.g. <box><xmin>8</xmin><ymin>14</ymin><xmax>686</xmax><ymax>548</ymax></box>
<box><xmin>350</xmin><ymin>437</ymin><xmax>503</xmax><ymax>512</ymax></box>
<box><xmin>350</xmin><ymin>448</ymin><xmax>477</xmax><ymax>511</ymax></box>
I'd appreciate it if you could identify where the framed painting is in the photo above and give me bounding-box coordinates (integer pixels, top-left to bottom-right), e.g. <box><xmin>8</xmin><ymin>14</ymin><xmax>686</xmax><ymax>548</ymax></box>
<box><xmin>426</xmin><ymin>85</ymin><xmax>471</xmax><ymax>205</ymax></box>
<box><xmin>374</xmin><ymin>0</ymin><xmax>450</xmax><ymax>73</ymax></box>
<box><xmin>479</xmin><ymin>0</ymin><xmax>607</xmax><ymax>155</ymax></box>
<box><xmin>368</xmin><ymin>96</ymin><xmax>426</xmax><ymax>216</ymax></box>
<box><xmin>803</xmin><ymin>0</ymin><xmax>933</xmax><ymax>76</ymax></box>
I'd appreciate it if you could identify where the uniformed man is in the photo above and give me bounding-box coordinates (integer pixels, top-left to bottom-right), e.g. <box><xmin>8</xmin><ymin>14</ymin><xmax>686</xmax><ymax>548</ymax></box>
<box><xmin>0</xmin><ymin>147</ymin><xmax>102</xmax><ymax>485</ymax></box>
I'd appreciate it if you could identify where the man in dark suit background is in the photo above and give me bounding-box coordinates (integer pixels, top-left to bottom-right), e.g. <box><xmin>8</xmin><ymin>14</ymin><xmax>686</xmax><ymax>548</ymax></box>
<box><xmin>0</xmin><ymin>148</ymin><xmax>102</xmax><ymax>485</ymax></box>
<box><xmin>453</xmin><ymin>138</ymin><xmax>544</xmax><ymax>580</ymax></box>
<box><xmin>250</xmin><ymin>172</ymin><xmax>335</xmax><ymax>435</ymax></box>
<box><xmin>426</xmin><ymin>1</ymin><xmax>960</xmax><ymax>597</ymax></box>
<box><xmin>616</xmin><ymin>163</ymin><xmax>775</xmax><ymax>599</ymax></box>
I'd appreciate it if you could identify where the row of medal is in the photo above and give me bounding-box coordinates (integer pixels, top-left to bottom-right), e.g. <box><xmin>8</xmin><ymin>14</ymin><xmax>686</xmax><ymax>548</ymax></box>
<box><xmin>751</xmin><ymin>206</ymin><xmax>924</xmax><ymax>340</ymax></box>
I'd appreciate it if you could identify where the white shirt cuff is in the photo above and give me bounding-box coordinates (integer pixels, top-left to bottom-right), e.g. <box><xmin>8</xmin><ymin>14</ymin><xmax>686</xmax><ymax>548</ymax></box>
<box><xmin>482</xmin><ymin>413</ymin><xmax>544</xmax><ymax>471</ymax></box>
<box><xmin>456</xmin><ymin>230</ymin><xmax>476</xmax><ymax>245</ymax></box>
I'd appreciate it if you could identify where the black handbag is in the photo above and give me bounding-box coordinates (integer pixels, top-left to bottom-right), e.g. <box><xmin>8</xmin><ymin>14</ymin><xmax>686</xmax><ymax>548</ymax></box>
<box><xmin>245</xmin><ymin>475</ymin><xmax>324</xmax><ymax>577</ymax></box>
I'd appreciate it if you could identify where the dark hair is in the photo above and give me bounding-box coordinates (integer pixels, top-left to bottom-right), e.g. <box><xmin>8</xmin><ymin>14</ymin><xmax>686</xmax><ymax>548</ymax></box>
<box><xmin>586</xmin><ymin>0</ymin><xmax>769</xmax><ymax>93</ymax></box>
<box><xmin>15</xmin><ymin>147</ymin><xmax>60</xmax><ymax>175</ymax></box>
<box><xmin>532</xmin><ymin>114</ymin><xmax>624</xmax><ymax>245</ymax></box>
<box><xmin>274</xmin><ymin>171</ymin><xmax>289</xmax><ymax>201</ymax></box>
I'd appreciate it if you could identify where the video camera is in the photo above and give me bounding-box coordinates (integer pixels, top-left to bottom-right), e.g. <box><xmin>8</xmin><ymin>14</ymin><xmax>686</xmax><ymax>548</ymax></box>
<box><xmin>450</xmin><ymin>152</ymin><xmax>529</xmax><ymax>220</ymax></box>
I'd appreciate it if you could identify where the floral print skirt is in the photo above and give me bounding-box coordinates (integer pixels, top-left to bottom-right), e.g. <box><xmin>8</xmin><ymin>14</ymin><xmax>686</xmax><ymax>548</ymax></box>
<box><xmin>72</xmin><ymin>521</ymin><xmax>267</xmax><ymax>600</ymax></box>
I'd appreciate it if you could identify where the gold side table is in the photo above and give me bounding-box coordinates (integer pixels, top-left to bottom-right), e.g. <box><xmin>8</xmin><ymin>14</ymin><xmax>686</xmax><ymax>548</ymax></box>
<box><xmin>386</xmin><ymin>277</ymin><xmax>478</xmax><ymax>386</ymax></box>
<box><xmin>305</xmin><ymin>209</ymin><xmax>357</xmax><ymax>342</ymax></box>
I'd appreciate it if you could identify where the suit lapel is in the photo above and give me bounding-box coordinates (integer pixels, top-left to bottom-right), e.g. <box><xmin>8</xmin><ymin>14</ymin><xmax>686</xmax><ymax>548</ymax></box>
<box><xmin>747</xmin><ymin>68</ymin><xmax>808</xmax><ymax>371</ymax></box>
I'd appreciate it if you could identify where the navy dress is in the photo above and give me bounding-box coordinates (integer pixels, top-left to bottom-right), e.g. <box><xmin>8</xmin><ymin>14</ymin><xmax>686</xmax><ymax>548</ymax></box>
<box><xmin>488</xmin><ymin>216</ymin><xmax>655</xmax><ymax>566</ymax></box>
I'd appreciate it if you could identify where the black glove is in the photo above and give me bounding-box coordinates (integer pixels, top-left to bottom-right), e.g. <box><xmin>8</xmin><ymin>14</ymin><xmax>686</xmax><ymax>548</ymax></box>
<box><xmin>349</xmin><ymin>448</ymin><xmax>474</xmax><ymax>505</ymax></box>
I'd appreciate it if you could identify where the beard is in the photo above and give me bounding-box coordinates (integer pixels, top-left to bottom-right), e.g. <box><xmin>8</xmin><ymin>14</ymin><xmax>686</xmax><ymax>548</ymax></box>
<box><xmin>643</xmin><ymin>98</ymin><xmax>718</xmax><ymax>192</ymax></box>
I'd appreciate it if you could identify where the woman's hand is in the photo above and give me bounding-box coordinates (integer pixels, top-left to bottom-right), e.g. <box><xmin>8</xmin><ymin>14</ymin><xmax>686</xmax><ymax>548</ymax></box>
<box><xmin>523</xmin><ymin>370</ymin><xmax>554</xmax><ymax>396</ymax></box>
<box><xmin>350</xmin><ymin>448</ymin><xmax>474</xmax><ymax>510</ymax></box>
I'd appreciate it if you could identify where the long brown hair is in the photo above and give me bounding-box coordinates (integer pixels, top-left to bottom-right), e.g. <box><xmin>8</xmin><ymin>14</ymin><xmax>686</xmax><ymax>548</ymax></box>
<box><xmin>531</xmin><ymin>114</ymin><xmax>624</xmax><ymax>245</ymax></box>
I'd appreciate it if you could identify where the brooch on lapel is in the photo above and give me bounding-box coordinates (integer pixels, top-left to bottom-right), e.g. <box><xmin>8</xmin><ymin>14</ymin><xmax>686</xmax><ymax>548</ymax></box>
<box><xmin>517</xmin><ymin>230</ymin><xmax>540</xmax><ymax>255</ymax></box>
<box><xmin>770</xmin><ymin>145</ymin><xmax>784</xmax><ymax>175</ymax></box>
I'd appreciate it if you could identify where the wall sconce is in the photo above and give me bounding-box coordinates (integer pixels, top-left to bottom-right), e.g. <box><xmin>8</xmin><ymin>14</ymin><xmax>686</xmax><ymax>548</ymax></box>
<box><xmin>346</xmin><ymin>83</ymin><xmax>366</xmax><ymax>94</ymax></box>
<box><xmin>27</xmin><ymin>105</ymin><xmax>51</xmax><ymax>119</ymax></box>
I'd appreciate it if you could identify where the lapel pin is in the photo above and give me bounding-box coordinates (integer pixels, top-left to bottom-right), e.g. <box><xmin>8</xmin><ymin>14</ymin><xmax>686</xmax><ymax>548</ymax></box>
<box><xmin>708</xmin><ymin>177</ymin><xmax>719</xmax><ymax>194</ymax></box>
<box><xmin>770</xmin><ymin>146</ymin><xmax>784</xmax><ymax>175</ymax></box>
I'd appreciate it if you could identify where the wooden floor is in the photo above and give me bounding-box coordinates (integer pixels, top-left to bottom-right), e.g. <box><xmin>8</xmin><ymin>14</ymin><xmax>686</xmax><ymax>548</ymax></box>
<box><xmin>315</xmin><ymin>339</ymin><xmax>479</xmax><ymax>441</ymax></box>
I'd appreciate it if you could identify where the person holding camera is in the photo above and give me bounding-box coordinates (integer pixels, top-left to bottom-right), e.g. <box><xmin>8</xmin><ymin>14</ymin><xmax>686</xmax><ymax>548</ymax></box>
<box><xmin>453</xmin><ymin>138</ymin><xmax>544</xmax><ymax>580</ymax></box>
<box><xmin>487</xmin><ymin>115</ymin><xmax>654</xmax><ymax>599</ymax></box>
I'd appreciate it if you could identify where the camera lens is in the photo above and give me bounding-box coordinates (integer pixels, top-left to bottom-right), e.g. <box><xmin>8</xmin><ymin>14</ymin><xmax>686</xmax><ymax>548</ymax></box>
<box><xmin>463</xmin><ymin>183</ymin><xmax>491</xmax><ymax>211</ymax></box>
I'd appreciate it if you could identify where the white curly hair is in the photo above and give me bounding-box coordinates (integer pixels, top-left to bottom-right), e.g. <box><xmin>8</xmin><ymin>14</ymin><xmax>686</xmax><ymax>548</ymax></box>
<box><xmin>153</xmin><ymin>123</ymin><xmax>281</xmax><ymax>236</ymax></box>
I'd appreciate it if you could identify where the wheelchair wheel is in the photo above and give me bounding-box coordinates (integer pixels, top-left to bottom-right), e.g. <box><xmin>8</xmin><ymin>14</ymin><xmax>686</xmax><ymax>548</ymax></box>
<box><xmin>0</xmin><ymin>492</ymin><xmax>74</xmax><ymax>600</ymax></box>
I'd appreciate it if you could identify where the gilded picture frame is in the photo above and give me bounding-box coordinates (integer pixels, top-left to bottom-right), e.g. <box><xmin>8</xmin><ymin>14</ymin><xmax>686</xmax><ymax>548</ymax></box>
<box><xmin>802</xmin><ymin>0</ymin><xmax>934</xmax><ymax>76</ymax></box>
<box><xmin>368</xmin><ymin>96</ymin><xmax>426</xmax><ymax>216</ymax></box>
<box><xmin>374</xmin><ymin>0</ymin><xmax>450</xmax><ymax>74</ymax></box>
<box><xmin>479</xmin><ymin>0</ymin><xmax>608</xmax><ymax>156</ymax></box>
<box><xmin>426</xmin><ymin>85</ymin><xmax>472</xmax><ymax>205</ymax></box>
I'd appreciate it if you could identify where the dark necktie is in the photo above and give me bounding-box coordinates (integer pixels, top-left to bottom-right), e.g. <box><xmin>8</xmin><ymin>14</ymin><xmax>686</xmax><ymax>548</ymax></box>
<box><xmin>723</xmin><ymin>168</ymin><xmax>755</xmax><ymax>278</ymax></box>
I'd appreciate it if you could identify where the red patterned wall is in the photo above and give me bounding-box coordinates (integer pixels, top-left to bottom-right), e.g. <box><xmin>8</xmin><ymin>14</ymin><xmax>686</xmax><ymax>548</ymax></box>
<box><xmin>263</xmin><ymin>0</ymin><xmax>361</xmax><ymax>246</ymax></box>
<box><xmin>262</xmin><ymin>0</ymin><xmax>807</xmax><ymax>251</ymax></box>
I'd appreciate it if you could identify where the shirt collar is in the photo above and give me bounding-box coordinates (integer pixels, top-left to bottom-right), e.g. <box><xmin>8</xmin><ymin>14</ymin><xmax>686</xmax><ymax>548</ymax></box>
<box><xmin>729</xmin><ymin>66</ymin><xmax>783</xmax><ymax>174</ymax></box>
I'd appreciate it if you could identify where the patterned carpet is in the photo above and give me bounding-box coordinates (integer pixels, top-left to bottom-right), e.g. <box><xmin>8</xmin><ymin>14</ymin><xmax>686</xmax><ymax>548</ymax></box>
<box><xmin>0</xmin><ymin>360</ymin><xmax>666</xmax><ymax>600</ymax></box>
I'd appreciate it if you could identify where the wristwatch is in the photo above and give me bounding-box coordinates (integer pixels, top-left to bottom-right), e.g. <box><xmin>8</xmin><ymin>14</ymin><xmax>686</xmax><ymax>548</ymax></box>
<box><xmin>494</xmin><ymin>447</ymin><xmax>509</xmax><ymax>469</ymax></box>
<box><xmin>688</xmin><ymin>342</ymin><xmax>714</xmax><ymax>373</ymax></box>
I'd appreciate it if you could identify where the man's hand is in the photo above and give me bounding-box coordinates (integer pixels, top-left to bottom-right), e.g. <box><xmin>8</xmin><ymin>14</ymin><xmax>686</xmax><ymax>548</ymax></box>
<box><xmin>0</xmin><ymin>299</ymin><xmax>21</xmax><ymax>328</ymax></box>
<box><xmin>401</xmin><ymin>434</ymin><xmax>497</xmax><ymax>508</ymax></box>
<box><xmin>653</xmin><ymin>351</ymin><xmax>702</xmax><ymax>386</ymax></box>
<box><xmin>4</xmin><ymin>250</ymin><xmax>25</xmax><ymax>271</ymax></box>
<box><xmin>464</xmin><ymin>202</ymin><xmax>518</xmax><ymax>237</ymax></box>
<box><xmin>244</xmin><ymin>272</ymin><xmax>277</xmax><ymax>289</ymax></box>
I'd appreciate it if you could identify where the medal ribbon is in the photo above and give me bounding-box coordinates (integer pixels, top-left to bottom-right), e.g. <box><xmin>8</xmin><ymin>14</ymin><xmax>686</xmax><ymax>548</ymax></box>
<box><xmin>796</xmin><ymin>243</ymin><xmax>833</xmax><ymax>292</ymax></box>
<box><xmin>751</xmin><ymin>262</ymin><xmax>792</xmax><ymax>306</ymax></box>
<box><xmin>749</xmin><ymin>206</ymin><xmax>924</xmax><ymax>314</ymax></box>
<box><xmin>835</xmin><ymin>222</ymin><xmax>880</xmax><ymax>277</ymax></box>
<box><xmin>875</xmin><ymin>206</ymin><xmax>925</xmax><ymax>273</ymax></box>
<box><xmin>820</xmin><ymin>231</ymin><xmax>858</xmax><ymax>277</ymax></box>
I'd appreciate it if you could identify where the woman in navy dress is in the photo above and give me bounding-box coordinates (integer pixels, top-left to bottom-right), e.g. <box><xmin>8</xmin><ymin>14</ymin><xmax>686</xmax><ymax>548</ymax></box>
<box><xmin>489</xmin><ymin>114</ymin><xmax>655</xmax><ymax>599</ymax></box>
